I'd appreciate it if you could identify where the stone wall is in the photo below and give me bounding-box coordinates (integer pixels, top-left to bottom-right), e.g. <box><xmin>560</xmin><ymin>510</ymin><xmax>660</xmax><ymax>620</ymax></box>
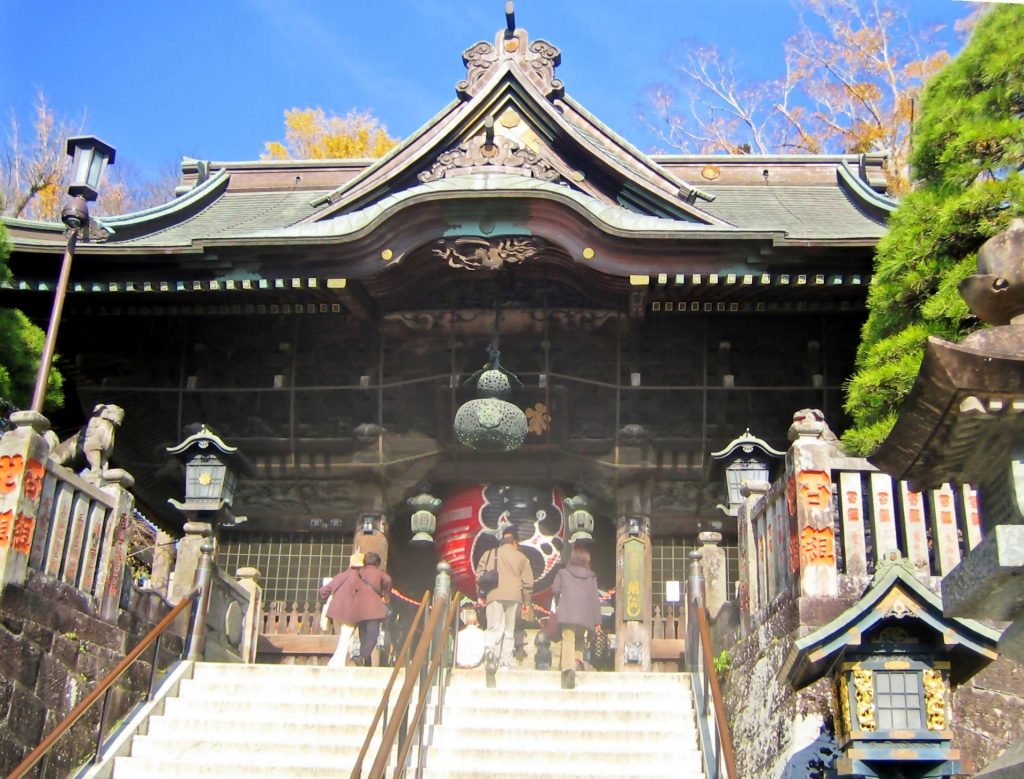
<box><xmin>953</xmin><ymin>656</ymin><xmax>1024</xmax><ymax>775</ymax></box>
<box><xmin>720</xmin><ymin>587</ymin><xmax>1024</xmax><ymax>777</ymax></box>
<box><xmin>0</xmin><ymin>569</ymin><xmax>176</xmax><ymax>776</ymax></box>
<box><xmin>719</xmin><ymin>588</ymin><xmax>840</xmax><ymax>779</ymax></box>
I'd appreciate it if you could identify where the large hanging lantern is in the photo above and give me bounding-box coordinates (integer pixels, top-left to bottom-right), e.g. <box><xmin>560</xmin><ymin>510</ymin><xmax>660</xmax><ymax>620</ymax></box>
<box><xmin>453</xmin><ymin>305</ymin><xmax>528</xmax><ymax>452</ymax></box>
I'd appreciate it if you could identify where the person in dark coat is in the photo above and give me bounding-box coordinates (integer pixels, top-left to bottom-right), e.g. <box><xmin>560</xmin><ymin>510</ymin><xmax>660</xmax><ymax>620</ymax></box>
<box><xmin>320</xmin><ymin>551</ymin><xmax>392</xmax><ymax>667</ymax></box>
<box><xmin>552</xmin><ymin>545</ymin><xmax>601</xmax><ymax>689</ymax></box>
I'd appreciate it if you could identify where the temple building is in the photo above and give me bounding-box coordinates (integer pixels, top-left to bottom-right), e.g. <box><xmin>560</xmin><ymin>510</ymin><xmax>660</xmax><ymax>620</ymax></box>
<box><xmin>3</xmin><ymin>15</ymin><xmax>896</xmax><ymax>666</ymax></box>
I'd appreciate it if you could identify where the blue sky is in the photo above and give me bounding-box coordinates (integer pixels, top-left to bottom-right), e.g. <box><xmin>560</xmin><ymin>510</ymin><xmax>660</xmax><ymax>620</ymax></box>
<box><xmin>0</xmin><ymin>1</ymin><xmax>974</xmax><ymax>181</ymax></box>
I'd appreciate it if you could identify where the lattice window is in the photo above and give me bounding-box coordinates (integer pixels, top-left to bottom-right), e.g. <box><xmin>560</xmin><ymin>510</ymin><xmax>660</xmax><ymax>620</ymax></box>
<box><xmin>650</xmin><ymin>536</ymin><xmax>739</xmax><ymax>608</ymax></box>
<box><xmin>217</xmin><ymin>531</ymin><xmax>355</xmax><ymax>606</ymax></box>
<box><xmin>875</xmin><ymin>671</ymin><xmax>923</xmax><ymax>730</ymax></box>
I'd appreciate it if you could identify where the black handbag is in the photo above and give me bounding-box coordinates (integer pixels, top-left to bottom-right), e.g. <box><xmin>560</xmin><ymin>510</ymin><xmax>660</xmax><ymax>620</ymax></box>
<box><xmin>477</xmin><ymin>550</ymin><xmax>499</xmax><ymax>594</ymax></box>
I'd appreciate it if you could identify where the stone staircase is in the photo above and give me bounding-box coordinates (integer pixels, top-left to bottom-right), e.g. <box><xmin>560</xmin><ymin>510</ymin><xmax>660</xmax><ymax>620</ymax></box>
<box><xmin>101</xmin><ymin>662</ymin><xmax>705</xmax><ymax>779</ymax></box>
<box><xmin>418</xmin><ymin>668</ymin><xmax>704</xmax><ymax>779</ymax></box>
<box><xmin>108</xmin><ymin>663</ymin><xmax>398</xmax><ymax>778</ymax></box>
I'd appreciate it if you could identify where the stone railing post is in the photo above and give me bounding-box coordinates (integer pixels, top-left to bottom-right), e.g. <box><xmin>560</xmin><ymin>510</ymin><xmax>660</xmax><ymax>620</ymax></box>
<box><xmin>786</xmin><ymin>410</ymin><xmax>842</xmax><ymax>608</ymax></box>
<box><xmin>685</xmin><ymin>550</ymin><xmax>705</xmax><ymax>672</ymax></box>
<box><xmin>185</xmin><ymin>536</ymin><xmax>216</xmax><ymax>662</ymax></box>
<box><xmin>698</xmin><ymin>531</ymin><xmax>727</xmax><ymax>621</ymax></box>
<box><xmin>236</xmin><ymin>566</ymin><xmax>263</xmax><ymax>663</ymax></box>
<box><xmin>168</xmin><ymin>520</ymin><xmax>213</xmax><ymax>604</ymax></box>
<box><xmin>736</xmin><ymin>480</ymin><xmax>770</xmax><ymax>631</ymax></box>
<box><xmin>149</xmin><ymin>528</ymin><xmax>176</xmax><ymax>598</ymax></box>
<box><xmin>96</xmin><ymin>474</ymin><xmax>136</xmax><ymax>622</ymax></box>
<box><xmin>0</xmin><ymin>411</ymin><xmax>51</xmax><ymax>597</ymax></box>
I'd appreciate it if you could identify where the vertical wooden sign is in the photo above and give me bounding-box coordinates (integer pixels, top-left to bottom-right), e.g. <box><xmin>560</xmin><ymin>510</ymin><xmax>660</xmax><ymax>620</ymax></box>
<box><xmin>839</xmin><ymin>472</ymin><xmax>868</xmax><ymax>576</ymax></box>
<box><xmin>899</xmin><ymin>482</ymin><xmax>931</xmax><ymax>575</ymax></box>
<box><xmin>962</xmin><ymin>486</ymin><xmax>983</xmax><ymax>550</ymax></box>
<box><xmin>930</xmin><ymin>484</ymin><xmax>962</xmax><ymax>575</ymax></box>
<box><xmin>62</xmin><ymin>494</ymin><xmax>91</xmax><ymax>586</ymax></box>
<box><xmin>44</xmin><ymin>483</ymin><xmax>74</xmax><ymax>578</ymax></box>
<box><xmin>869</xmin><ymin>473</ymin><xmax>900</xmax><ymax>563</ymax></box>
<box><xmin>29</xmin><ymin>471</ymin><xmax>58</xmax><ymax>571</ymax></box>
<box><xmin>622</xmin><ymin>538</ymin><xmax>644</xmax><ymax>621</ymax></box>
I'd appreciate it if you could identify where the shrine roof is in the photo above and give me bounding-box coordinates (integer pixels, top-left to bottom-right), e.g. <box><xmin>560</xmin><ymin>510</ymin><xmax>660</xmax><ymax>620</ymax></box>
<box><xmin>780</xmin><ymin>560</ymin><xmax>999</xmax><ymax>690</ymax></box>
<box><xmin>1</xmin><ymin>18</ymin><xmax>892</xmax><ymax>258</ymax></box>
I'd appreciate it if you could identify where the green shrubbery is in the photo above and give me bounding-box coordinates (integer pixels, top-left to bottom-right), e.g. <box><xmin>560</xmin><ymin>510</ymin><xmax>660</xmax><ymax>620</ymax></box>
<box><xmin>843</xmin><ymin>6</ymin><xmax>1024</xmax><ymax>454</ymax></box>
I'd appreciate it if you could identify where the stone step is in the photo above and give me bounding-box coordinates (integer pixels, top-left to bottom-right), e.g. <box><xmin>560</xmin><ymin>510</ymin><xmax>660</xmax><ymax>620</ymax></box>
<box><xmin>112</xmin><ymin>755</ymin><xmax>362</xmax><ymax>779</ymax></box>
<box><xmin>417</xmin><ymin>765</ymin><xmax>704</xmax><ymax>777</ymax></box>
<box><xmin>161</xmin><ymin>695</ymin><xmax>385</xmax><ymax>725</ymax></box>
<box><xmin>175</xmin><ymin>675</ymin><xmax>400</xmax><ymax>701</ymax></box>
<box><xmin>446</xmin><ymin>669</ymin><xmax>691</xmax><ymax>692</ymax></box>
<box><xmin>127</xmin><ymin>733</ymin><xmax>375</xmax><ymax>763</ymax></box>
<box><xmin>139</xmin><ymin>716</ymin><xmax>379</xmax><ymax>745</ymax></box>
<box><xmin>439</xmin><ymin>686</ymin><xmax>696</xmax><ymax>711</ymax></box>
<box><xmin>416</xmin><ymin>754</ymin><xmax>706</xmax><ymax>778</ymax></box>
<box><xmin>189</xmin><ymin>662</ymin><xmax>395</xmax><ymax>684</ymax></box>
<box><xmin>426</xmin><ymin>724</ymin><xmax>700</xmax><ymax>751</ymax></box>
<box><xmin>433</xmin><ymin>703</ymin><xmax>691</xmax><ymax>730</ymax></box>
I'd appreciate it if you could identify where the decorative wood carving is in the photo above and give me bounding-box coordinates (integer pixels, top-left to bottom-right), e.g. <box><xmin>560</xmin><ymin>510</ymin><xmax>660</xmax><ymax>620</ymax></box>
<box><xmin>837</xmin><ymin>674</ymin><xmax>852</xmax><ymax>739</ymax></box>
<box><xmin>418</xmin><ymin>135</ymin><xmax>561</xmax><ymax>183</ymax></box>
<box><xmin>923</xmin><ymin>669</ymin><xmax>948</xmax><ymax>731</ymax></box>
<box><xmin>455</xmin><ymin>30</ymin><xmax>564</xmax><ymax>100</ymax></box>
<box><xmin>432</xmin><ymin>237</ymin><xmax>542</xmax><ymax>272</ymax></box>
<box><xmin>853</xmin><ymin>667</ymin><xmax>876</xmax><ymax>731</ymax></box>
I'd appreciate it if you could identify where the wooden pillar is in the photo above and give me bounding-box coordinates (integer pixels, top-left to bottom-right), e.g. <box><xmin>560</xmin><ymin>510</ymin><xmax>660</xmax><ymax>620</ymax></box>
<box><xmin>614</xmin><ymin>484</ymin><xmax>651</xmax><ymax>672</ymax></box>
<box><xmin>0</xmin><ymin>411</ymin><xmax>51</xmax><ymax>597</ymax></box>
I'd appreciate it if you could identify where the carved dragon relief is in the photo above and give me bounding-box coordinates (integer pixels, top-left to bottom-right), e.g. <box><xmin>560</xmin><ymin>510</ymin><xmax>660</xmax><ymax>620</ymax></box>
<box><xmin>432</xmin><ymin>237</ymin><xmax>542</xmax><ymax>272</ymax></box>
<box><xmin>418</xmin><ymin>135</ymin><xmax>561</xmax><ymax>183</ymax></box>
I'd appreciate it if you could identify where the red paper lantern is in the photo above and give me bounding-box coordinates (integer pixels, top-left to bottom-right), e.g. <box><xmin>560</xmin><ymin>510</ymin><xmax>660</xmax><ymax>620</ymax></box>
<box><xmin>436</xmin><ymin>484</ymin><xmax>565</xmax><ymax>604</ymax></box>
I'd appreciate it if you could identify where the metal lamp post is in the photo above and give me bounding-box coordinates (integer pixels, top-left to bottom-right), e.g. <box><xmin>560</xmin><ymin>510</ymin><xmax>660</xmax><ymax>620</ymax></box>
<box><xmin>30</xmin><ymin>135</ymin><xmax>116</xmax><ymax>413</ymax></box>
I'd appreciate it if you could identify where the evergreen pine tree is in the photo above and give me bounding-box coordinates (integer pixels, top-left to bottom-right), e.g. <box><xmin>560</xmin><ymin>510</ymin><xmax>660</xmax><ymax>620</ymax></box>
<box><xmin>0</xmin><ymin>222</ymin><xmax>64</xmax><ymax>419</ymax></box>
<box><xmin>843</xmin><ymin>5</ymin><xmax>1024</xmax><ymax>454</ymax></box>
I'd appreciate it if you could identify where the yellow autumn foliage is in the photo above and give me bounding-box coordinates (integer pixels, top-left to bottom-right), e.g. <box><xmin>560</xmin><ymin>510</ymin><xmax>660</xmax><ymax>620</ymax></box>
<box><xmin>262</xmin><ymin>108</ymin><xmax>398</xmax><ymax>160</ymax></box>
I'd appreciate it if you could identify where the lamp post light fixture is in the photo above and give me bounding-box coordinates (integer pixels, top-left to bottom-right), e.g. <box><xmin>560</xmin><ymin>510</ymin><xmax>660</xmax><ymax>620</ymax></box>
<box><xmin>407</xmin><ymin>492</ymin><xmax>442</xmax><ymax>546</ymax></box>
<box><xmin>710</xmin><ymin>428</ymin><xmax>784</xmax><ymax>517</ymax></box>
<box><xmin>565</xmin><ymin>494</ymin><xmax>594</xmax><ymax>543</ymax></box>
<box><xmin>626</xmin><ymin>516</ymin><xmax>646</xmax><ymax>538</ymax></box>
<box><xmin>30</xmin><ymin>135</ymin><xmax>116</xmax><ymax>414</ymax></box>
<box><xmin>166</xmin><ymin>425</ymin><xmax>251</xmax><ymax>526</ymax></box>
<box><xmin>360</xmin><ymin>514</ymin><xmax>379</xmax><ymax>535</ymax></box>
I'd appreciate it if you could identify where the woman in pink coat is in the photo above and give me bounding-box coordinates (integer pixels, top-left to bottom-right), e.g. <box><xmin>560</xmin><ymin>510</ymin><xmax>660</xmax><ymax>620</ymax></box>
<box><xmin>320</xmin><ymin>552</ymin><xmax>392</xmax><ymax>667</ymax></box>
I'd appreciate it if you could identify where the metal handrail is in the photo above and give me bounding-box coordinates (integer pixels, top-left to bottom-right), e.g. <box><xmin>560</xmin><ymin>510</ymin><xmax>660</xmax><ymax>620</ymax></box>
<box><xmin>692</xmin><ymin>597</ymin><xmax>738</xmax><ymax>779</ymax></box>
<box><xmin>7</xmin><ymin>587</ymin><xmax>200</xmax><ymax>779</ymax></box>
<box><xmin>396</xmin><ymin>599</ymin><xmax>459</xmax><ymax>778</ymax></box>
<box><xmin>364</xmin><ymin>592</ymin><xmax>454</xmax><ymax>779</ymax></box>
<box><xmin>350</xmin><ymin>591</ymin><xmax>431</xmax><ymax>779</ymax></box>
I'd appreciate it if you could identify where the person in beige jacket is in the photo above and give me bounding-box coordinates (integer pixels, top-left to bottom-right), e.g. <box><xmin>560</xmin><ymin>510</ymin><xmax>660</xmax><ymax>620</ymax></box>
<box><xmin>475</xmin><ymin>526</ymin><xmax>534</xmax><ymax>670</ymax></box>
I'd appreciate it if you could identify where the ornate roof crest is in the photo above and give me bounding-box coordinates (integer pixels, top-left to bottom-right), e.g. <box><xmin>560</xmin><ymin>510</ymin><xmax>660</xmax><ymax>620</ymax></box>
<box><xmin>456</xmin><ymin>2</ymin><xmax>564</xmax><ymax>100</ymax></box>
<box><xmin>418</xmin><ymin>133</ymin><xmax>561</xmax><ymax>183</ymax></box>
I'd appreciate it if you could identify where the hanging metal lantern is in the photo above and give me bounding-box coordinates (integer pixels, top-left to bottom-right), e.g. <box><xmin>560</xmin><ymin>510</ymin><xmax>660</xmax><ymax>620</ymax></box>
<box><xmin>453</xmin><ymin>306</ymin><xmax>528</xmax><ymax>452</ymax></box>
<box><xmin>407</xmin><ymin>492</ymin><xmax>442</xmax><ymax>546</ymax></box>
<box><xmin>564</xmin><ymin>494</ymin><xmax>594</xmax><ymax>542</ymax></box>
